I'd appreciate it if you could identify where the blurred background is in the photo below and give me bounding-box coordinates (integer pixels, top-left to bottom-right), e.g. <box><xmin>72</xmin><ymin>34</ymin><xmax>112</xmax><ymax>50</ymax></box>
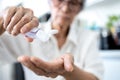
<box><xmin>0</xmin><ymin>0</ymin><xmax>120</xmax><ymax>80</ymax></box>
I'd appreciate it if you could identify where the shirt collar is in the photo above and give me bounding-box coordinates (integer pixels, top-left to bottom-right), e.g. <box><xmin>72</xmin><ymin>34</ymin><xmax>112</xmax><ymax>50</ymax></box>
<box><xmin>67</xmin><ymin>18</ymin><xmax>80</xmax><ymax>46</ymax></box>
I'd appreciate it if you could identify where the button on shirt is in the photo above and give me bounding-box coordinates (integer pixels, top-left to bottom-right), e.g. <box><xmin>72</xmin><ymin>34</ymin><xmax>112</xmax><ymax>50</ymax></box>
<box><xmin>0</xmin><ymin>18</ymin><xmax>104</xmax><ymax>80</ymax></box>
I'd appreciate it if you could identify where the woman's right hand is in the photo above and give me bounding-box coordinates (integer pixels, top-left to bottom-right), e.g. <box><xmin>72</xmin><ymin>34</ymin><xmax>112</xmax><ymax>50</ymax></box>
<box><xmin>3</xmin><ymin>6</ymin><xmax>39</xmax><ymax>35</ymax></box>
<box><xmin>0</xmin><ymin>6</ymin><xmax>39</xmax><ymax>42</ymax></box>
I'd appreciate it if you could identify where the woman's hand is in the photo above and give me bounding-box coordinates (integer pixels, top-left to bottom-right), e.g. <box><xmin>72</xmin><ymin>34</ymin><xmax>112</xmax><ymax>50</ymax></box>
<box><xmin>18</xmin><ymin>54</ymin><xmax>74</xmax><ymax>78</ymax></box>
<box><xmin>0</xmin><ymin>16</ymin><xmax>5</xmax><ymax>35</ymax></box>
<box><xmin>0</xmin><ymin>6</ymin><xmax>39</xmax><ymax>42</ymax></box>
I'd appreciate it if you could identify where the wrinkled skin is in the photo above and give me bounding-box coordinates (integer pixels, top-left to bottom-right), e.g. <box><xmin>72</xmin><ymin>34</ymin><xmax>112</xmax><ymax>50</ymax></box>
<box><xmin>0</xmin><ymin>6</ymin><xmax>39</xmax><ymax>42</ymax></box>
<box><xmin>18</xmin><ymin>54</ymin><xmax>74</xmax><ymax>78</ymax></box>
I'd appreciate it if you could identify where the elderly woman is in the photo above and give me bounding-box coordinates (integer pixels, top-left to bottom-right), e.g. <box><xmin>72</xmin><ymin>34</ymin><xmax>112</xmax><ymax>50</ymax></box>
<box><xmin>0</xmin><ymin>0</ymin><xmax>104</xmax><ymax>80</ymax></box>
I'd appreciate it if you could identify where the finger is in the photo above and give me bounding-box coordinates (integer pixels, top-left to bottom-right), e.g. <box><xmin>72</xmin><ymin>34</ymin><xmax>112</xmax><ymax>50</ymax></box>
<box><xmin>31</xmin><ymin>56</ymin><xmax>64</xmax><ymax>74</ymax></box>
<box><xmin>11</xmin><ymin>10</ymin><xmax>33</xmax><ymax>35</ymax></box>
<box><xmin>63</xmin><ymin>54</ymin><xmax>74</xmax><ymax>72</ymax></box>
<box><xmin>17</xmin><ymin>56</ymin><xmax>46</xmax><ymax>76</ymax></box>
<box><xmin>7</xmin><ymin>6</ymin><xmax>24</xmax><ymax>35</ymax></box>
<box><xmin>46</xmin><ymin>72</ymin><xmax>58</xmax><ymax>78</ymax></box>
<box><xmin>30</xmin><ymin>56</ymin><xmax>50</xmax><ymax>72</ymax></box>
<box><xmin>17</xmin><ymin>56</ymin><xmax>36</xmax><ymax>70</ymax></box>
<box><xmin>3</xmin><ymin>6</ymin><xmax>17</xmax><ymax>29</ymax></box>
<box><xmin>25</xmin><ymin>36</ymin><xmax>34</xmax><ymax>42</ymax></box>
<box><xmin>49</xmin><ymin>58</ymin><xmax>64</xmax><ymax>72</ymax></box>
<box><xmin>0</xmin><ymin>17</ymin><xmax>5</xmax><ymax>35</ymax></box>
<box><xmin>21</xmin><ymin>16</ymin><xmax>39</xmax><ymax>34</ymax></box>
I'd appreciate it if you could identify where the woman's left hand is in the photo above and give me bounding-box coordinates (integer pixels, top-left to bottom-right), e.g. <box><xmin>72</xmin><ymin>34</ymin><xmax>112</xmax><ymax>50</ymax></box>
<box><xmin>18</xmin><ymin>54</ymin><xmax>74</xmax><ymax>78</ymax></box>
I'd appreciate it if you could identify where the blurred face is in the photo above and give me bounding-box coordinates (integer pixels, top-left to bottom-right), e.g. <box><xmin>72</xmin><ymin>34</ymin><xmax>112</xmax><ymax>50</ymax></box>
<box><xmin>49</xmin><ymin>0</ymin><xmax>83</xmax><ymax>27</ymax></box>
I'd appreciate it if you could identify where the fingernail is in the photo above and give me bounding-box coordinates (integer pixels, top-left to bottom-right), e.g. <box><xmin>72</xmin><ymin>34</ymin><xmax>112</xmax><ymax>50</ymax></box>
<box><xmin>66</xmin><ymin>64</ymin><xmax>74</xmax><ymax>72</ymax></box>
<box><xmin>17</xmin><ymin>57</ymin><xmax>23</xmax><ymax>62</ymax></box>
<box><xmin>69</xmin><ymin>66</ymin><xmax>74</xmax><ymax>72</ymax></box>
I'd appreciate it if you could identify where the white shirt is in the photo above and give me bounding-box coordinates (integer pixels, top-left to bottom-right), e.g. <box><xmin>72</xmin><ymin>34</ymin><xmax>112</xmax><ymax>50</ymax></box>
<box><xmin>0</xmin><ymin>18</ymin><xmax>104</xmax><ymax>80</ymax></box>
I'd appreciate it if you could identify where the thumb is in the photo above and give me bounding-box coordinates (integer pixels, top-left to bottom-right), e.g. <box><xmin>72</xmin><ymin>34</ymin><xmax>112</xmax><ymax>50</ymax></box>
<box><xmin>63</xmin><ymin>54</ymin><xmax>74</xmax><ymax>72</ymax></box>
<box><xmin>25</xmin><ymin>36</ymin><xmax>34</xmax><ymax>42</ymax></box>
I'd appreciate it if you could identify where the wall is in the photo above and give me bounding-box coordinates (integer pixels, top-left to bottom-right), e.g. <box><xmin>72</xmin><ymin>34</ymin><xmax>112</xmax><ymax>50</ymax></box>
<box><xmin>0</xmin><ymin>0</ymin><xmax>49</xmax><ymax>17</ymax></box>
<box><xmin>78</xmin><ymin>1</ymin><xmax>120</xmax><ymax>80</ymax></box>
<box><xmin>78</xmin><ymin>0</ymin><xmax>120</xmax><ymax>27</ymax></box>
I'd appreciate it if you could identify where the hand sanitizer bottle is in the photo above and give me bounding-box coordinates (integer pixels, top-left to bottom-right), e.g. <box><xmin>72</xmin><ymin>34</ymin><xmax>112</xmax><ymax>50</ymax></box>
<box><xmin>25</xmin><ymin>25</ymin><xmax>58</xmax><ymax>42</ymax></box>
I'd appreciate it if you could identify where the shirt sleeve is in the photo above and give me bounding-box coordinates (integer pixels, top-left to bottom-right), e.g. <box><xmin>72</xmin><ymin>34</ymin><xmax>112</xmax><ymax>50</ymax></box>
<box><xmin>0</xmin><ymin>35</ymin><xmax>16</xmax><ymax>64</ymax></box>
<box><xmin>0</xmin><ymin>33</ymin><xmax>30</xmax><ymax>64</ymax></box>
<box><xmin>83</xmin><ymin>32</ymin><xmax>104</xmax><ymax>80</ymax></box>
